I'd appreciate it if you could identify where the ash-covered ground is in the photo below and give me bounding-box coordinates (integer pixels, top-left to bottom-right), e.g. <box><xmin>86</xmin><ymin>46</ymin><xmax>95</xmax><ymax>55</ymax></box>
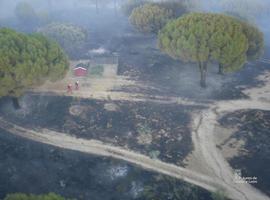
<box><xmin>14</xmin><ymin>6</ymin><xmax>267</xmax><ymax>101</ymax></box>
<box><xmin>117</xmin><ymin>36</ymin><xmax>270</xmax><ymax>100</ymax></box>
<box><xmin>219</xmin><ymin>109</ymin><xmax>270</xmax><ymax>196</ymax></box>
<box><xmin>0</xmin><ymin>3</ymin><xmax>270</xmax><ymax>200</ymax></box>
<box><xmin>0</xmin><ymin>95</ymin><xmax>204</xmax><ymax>166</ymax></box>
<box><xmin>0</xmin><ymin>129</ymin><xmax>212</xmax><ymax>200</ymax></box>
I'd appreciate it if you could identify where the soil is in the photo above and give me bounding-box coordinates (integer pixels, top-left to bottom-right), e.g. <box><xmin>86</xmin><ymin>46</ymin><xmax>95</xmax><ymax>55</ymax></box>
<box><xmin>43</xmin><ymin>8</ymin><xmax>270</xmax><ymax>102</ymax></box>
<box><xmin>116</xmin><ymin>34</ymin><xmax>269</xmax><ymax>101</ymax></box>
<box><xmin>1</xmin><ymin>6</ymin><xmax>270</xmax><ymax>200</ymax></box>
<box><xmin>214</xmin><ymin>125</ymin><xmax>244</xmax><ymax>159</ymax></box>
<box><xmin>0</xmin><ymin>128</ymin><xmax>213</xmax><ymax>200</ymax></box>
<box><xmin>0</xmin><ymin>95</ymin><xmax>203</xmax><ymax>167</ymax></box>
<box><xmin>218</xmin><ymin>109</ymin><xmax>270</xmax><ymax>196</ymax></box>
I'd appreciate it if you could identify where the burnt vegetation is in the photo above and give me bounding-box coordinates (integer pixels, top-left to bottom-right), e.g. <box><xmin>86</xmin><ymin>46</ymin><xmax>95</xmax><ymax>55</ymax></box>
<box><xmin>0</xmin><ymin>95</ymin><xmax>203</xmax><ymax>166</ymax></box>
<box><xmin>219</xmin><ymin>110</ymin><xmax>270</xmax><ymax>196</ymax></box>
<box><xmin>0</xmin><ymin>0</ymin><xmax>269</xmax><ymax>199</ymax></box>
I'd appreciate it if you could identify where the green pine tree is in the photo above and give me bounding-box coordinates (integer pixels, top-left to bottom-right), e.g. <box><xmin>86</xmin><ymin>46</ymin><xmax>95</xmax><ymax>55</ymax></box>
<box><xmin>158</xmin><ymin>13</ymin><xmax>250</xmax><ymax>87</ymax></box>
<box><xmin>0</xmin><ymin>28</ymin><xmax>69</xmax><ymax>108</ymax></box>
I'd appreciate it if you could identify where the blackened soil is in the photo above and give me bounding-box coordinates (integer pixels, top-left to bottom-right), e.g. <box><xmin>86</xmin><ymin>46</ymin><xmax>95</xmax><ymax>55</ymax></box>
<box><xmin>0</xmin><ymin>129</ymin><xmax>213</xmax><ymax>200</ymax></box>
<box><xmin>0</xmin><ymin>95</ymin><xmax>203</xmax><ymax>166</ymax></box>
<box><xmin>117</xmin><ymin>35</ymin><xmax>270</xmax><ymax>100</ymax></box>
<box><xmin>219</xmin><ymin>110</ymin><xmax>270</xmax><ymax>196</ymax></box>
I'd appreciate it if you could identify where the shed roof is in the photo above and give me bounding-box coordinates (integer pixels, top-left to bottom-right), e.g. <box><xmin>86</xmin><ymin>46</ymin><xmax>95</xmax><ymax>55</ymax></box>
<box><xmin>74</xmin><ymin>67</ymin><xmax>87</xmax><ymax>71</ymax></box>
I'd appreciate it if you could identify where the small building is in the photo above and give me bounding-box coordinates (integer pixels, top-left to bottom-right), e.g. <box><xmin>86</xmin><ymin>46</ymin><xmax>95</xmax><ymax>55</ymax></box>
<box><xmin>71</xmin><ymin>53</ymin><xmax>119</xmax><ymax>77</ymax></box>
<box><xmin>74</xmin><ymin>67</ymin><xmax>88</xmax><ymax>77</ymax></box>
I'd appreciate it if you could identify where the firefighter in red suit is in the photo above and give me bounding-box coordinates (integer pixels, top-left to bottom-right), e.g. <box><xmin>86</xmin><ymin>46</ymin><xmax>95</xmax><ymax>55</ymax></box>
<box><xmin>67</xmin><ymin>84</ymin><xmax>72</xmax><ymax>93</ymax></box>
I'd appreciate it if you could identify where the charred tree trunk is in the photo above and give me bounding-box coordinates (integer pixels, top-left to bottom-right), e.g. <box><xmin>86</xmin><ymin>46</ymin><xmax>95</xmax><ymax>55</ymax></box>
<box><xmin>12</xmin><ymin>97</ymin><xmax>20</xmax><ymax>110</ymax></box>
<box><xmin>199</xmin><ymin>61</ymin><xmax>207</xmax><ymax>88</ymax></box>
<box><xmin>218</xmin><ymin>63</ymin><xmax>224</xmax><ymax>75</ymax></box>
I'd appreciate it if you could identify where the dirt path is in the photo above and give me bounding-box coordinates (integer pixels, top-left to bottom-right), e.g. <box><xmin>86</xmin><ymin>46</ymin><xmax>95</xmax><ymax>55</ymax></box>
<box><xmin>189</xmin><ymin>71</ymin><xmax>270</xmax><ymax>200</ymax></box>
<box><xmin>30</xmin><ymin>89</ymin><xmax>209</xmax><ymax>107</ymax></box>
<box><xmin>31</xmin><ymin>72</ymin><xmax>210</xmax><ymax>107</ymax></box>
<box><xmin>0</xmin><ymin>117</ymin><xmax>225</xmax><ymax>194</ymax></box>
<box><xmin>191</xmin><ymin>105</ymin><xmax>270</xmax><ymax>200</ymax></box>
<box><xmin>0</xmin><ymin>101</ymin><xmax>269</xmax><ymax>200</ymax></box>
<box><xmin>3</xmin><ymin>66</ymin><xmax>270</xmax><ymax>199</ymax></box>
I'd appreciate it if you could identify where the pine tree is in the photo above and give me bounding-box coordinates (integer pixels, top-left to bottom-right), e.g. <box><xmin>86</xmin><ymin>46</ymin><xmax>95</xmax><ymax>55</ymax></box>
<box><xmin>0</xmin><ymin>28</ymin><xmax>69</xmax><ymax>108</ymax></box>
<box><xmin>158</xmin><ymin>13</ymin><xmax>249</xmax><ymax>87</ymax></box>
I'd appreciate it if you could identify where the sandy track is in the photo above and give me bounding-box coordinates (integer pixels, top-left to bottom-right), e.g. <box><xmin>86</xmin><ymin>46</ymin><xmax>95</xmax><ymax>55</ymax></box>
<box><xmin>30</xmin><ymin>89</ymin><xmax>209</xmax><ymax>107</ymax></box>
<box><xmin>0</xmin><ymin>117</ymin><xmax>224</xmax><ymax>193</ymax></box>
<box><xmin>190</xmin><ymin>71</ymin><xmax>270</xmax><ymax>200</ymax></box>
<box><xmin>191</xmin><ymin>106</ymin><xmax>270</xmax><ymax>200</ymax></box>
<box><xmin>3</xmin><ymin>68</ymin><xmax>270</xmax><ymax>200</ymax></box>
<box><xmin>0</xmin><ymin>104</ymin><xmax>269</xmax><ymax>200</ymax></box>
<box><xmin>31</xmin><ymin>73</ymin><xmax>210</xmax><ymax>107</ymax></box>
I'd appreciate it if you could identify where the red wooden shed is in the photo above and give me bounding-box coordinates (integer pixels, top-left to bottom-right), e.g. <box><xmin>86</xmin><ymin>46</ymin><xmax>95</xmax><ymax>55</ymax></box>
<box><xmin>74</xmin><ymin>67</ymin><xmax>88</xmax><ymax>77</ymax></box>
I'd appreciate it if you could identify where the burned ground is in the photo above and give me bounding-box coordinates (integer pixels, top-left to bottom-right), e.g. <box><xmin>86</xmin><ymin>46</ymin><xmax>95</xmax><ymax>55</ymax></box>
<box><xmin>0</xmin><ymin>95</ymin><xmax>203</xmax><ymax>166</ymax></box>
<box><xmin>38</xmin><ymin>8</ymin><xmax>270</xmax><ymax>102</ymax></box>
<box><xmin>0</xmin><ymin>4</ymin><xmax>270</xmax><ymax>200</ymax></box>
<box><xmin>219</xmin><ymin>109</ymin><xmax>270</xmax><ymax>196</ymax></box>
<box><xmin>116</xmin><ymin>35</ymin><xmax>269</xmax><ymax>100</ymax></box>
<box><xmin>0</xmin><ymin>129</ymin><xmax>213</xmax><ymax>200</ymax></box>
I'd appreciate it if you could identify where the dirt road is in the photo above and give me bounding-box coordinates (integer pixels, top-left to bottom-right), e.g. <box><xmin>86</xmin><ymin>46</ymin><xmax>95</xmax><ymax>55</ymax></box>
<box><xmin>31</xmin><ymin>72</ymin><xmax>210</xmax><ymax>107</ymax></box>
<box><xmin>2</xmin><ymin>68</ymin><xmax>270</xmax><ymax>200</ymax></box>
<box><xmin>31</xmin><ymin>88</ymin><xmax>209</xmax><ymax>107</ymax></box>
<box><xmin>189</xmin><ymin>71</ymin><xmax>270</xmax><ymax>200</ymax></box>
<box><xmin>191</xmin><ymin>104</ymin><xmax>270</xmax><ymax>200</ymax></box>
<box><xmin>1</xmin><ymin>100</ymin><xmax>270</xmax><ymax>200</ymax></box>
<box><xmin>0</xmin><ymin>117</ymin><xmax>224</xmax><ymax>193</ymax></box>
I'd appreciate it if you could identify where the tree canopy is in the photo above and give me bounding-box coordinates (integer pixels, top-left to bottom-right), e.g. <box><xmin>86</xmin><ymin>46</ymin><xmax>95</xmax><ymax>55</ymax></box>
<box><xmin>121</xmin><ymin>0</ymin><xmax>148</xmax><ymax>16</ymax></box>
<box><xmin>239</xmin><ymin>21</ymin><xmax>264</xmax><ymax>61</ymax></box>
<box><xmin>158</xmin><ymin>13</ymin><xmax>249</xmax><ymax>87</ymax></box>
<box><xmin>122</xmin><ymin>0</ymin><xmax>187</xmax><ymax>17</ymax></box>
<box><xmin>0</xmin><ymin>28</ymin><xmax>69</xmax><ymax>99</ymax></box>
<box><xmin>4</xmin><ymin>193</ymin><xmax>68</xmax><ymax>200</ymax></box>
<box><xmin>38</xmin><ymin>23</ymin><xmax>87</xmax><ymax>58</ymax></box>
<box><xmin>129</xmin><ymin>3</ymin><xmax>174</xmax><ymax>33</ymax></box>
<box><xmin>156</xmin><ymin>1</ymin><xmax>187</xmax><ymax>18</ymax></box>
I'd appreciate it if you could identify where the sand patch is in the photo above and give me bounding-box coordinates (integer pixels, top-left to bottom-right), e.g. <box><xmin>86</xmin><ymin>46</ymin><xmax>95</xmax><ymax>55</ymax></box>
<box><xmin>69</xmin><ymin>105</ymin><xmax>84</xmax><ymax>116</ymax></box>
<box><xmin>214</xmin><ymin>125</ymin><xmax>246</xmax><ymax>159</ymax></box>
<box><xmin>104</xmin><ymin>103</ymin><xmax>119</xmax><ymax>112</ymax></box>
<box><xmin>137</xmin><ymin>133</ymin><xmax>153</xmax><ymax>145</ymax></box>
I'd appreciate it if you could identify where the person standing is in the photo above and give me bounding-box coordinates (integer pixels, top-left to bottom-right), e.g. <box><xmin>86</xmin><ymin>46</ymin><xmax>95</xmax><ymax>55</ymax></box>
<box><xmin>75</xmin><ymin>81</ymin><xmax>79</xmax><ymax>90</ymax></box>
<box><xmin>67</xmin><ymin>84</ymin><xmax>73</xmax><ymax>93</ymax></box>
